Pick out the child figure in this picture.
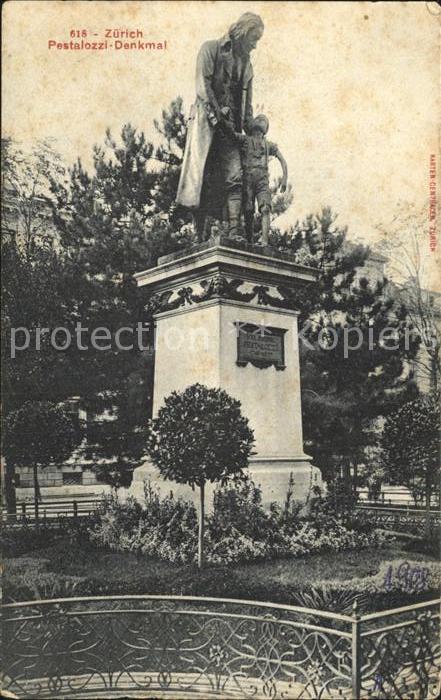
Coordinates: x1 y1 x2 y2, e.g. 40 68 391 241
221 112 288 245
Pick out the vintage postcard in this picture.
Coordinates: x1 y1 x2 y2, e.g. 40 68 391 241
1 1 440 699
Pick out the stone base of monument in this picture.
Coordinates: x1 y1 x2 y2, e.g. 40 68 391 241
132 237 323 508
248 457 322 507
127 461 215 507
127 458 321 510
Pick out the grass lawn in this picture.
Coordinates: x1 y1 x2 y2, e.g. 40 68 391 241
239 544 436 587
3 533 438 611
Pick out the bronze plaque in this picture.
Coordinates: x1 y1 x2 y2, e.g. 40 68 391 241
235 323 287 370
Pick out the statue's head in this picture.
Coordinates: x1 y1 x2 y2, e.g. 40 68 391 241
251 114 269 135
229 12 264 54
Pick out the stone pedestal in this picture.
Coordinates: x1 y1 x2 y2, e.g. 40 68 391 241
130 237 322 506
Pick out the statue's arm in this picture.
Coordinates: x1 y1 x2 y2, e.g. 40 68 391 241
195 41 221 119
219 118 247 144
243 76 254 134
272 144 288 191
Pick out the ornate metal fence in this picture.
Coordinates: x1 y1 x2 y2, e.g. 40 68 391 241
1 595 439 699
353 506 441 536
359 600 440 699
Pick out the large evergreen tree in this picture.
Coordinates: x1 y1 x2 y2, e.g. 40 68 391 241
2 104 190 498
381 393 440 534
49 111 192 487
270 208 420 486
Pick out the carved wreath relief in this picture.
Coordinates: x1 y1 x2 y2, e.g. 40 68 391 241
145 274 299 315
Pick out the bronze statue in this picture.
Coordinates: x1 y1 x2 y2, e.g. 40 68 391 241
176 12 264 241
221 113 288 245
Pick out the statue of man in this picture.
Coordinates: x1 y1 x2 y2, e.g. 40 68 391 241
176 12 264 240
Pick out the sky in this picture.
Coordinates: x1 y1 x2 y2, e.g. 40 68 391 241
2 0 440 289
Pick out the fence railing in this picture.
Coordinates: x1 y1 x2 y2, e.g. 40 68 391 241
1 595 439 699
352 505 441 537
356 490 440 508
3 496 440 537
1 498 103 528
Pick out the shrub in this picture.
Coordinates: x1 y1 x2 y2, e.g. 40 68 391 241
290 585 370 615
90 486 199 564
89 494 143 549
209 480 282 544
1 520 94 557
3 556 86 602
2 526 61 557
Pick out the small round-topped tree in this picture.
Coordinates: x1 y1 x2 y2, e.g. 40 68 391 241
146 383 254 568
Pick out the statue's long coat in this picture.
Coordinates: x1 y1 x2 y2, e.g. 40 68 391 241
176 35 254 209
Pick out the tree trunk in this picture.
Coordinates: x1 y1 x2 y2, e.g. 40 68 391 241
4 460 17 515
352 462 358 498
343 460 351 515
198 482 205 569
425 475 432 541
429 349 438 394
33 463 41 524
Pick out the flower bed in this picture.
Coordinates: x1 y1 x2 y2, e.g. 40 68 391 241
89 481 390 565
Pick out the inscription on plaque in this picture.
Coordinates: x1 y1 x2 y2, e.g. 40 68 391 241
235 323 287 370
